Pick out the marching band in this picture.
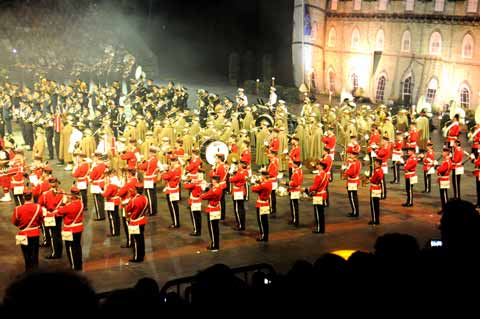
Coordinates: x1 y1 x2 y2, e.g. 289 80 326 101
5 73 480 272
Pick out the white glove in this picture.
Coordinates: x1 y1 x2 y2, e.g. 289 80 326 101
283 149 288 154
433 160 438 166
364 134 369 140
470 154 475 160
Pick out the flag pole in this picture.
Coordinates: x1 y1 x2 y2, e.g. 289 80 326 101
302 0 305 86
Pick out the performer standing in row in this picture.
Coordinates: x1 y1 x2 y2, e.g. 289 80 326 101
451 140 464 200
390 132 403 184
201 175 223 251
162 156 181 228
126 183 148 262
422 141 435 193
307 161 329 234
183 175 203 236
56 186 84 271
403 147 418 207
252 171 272 242
72 152 89 210
368 159 383 225
89 152 107 221
437 147 452 211
12 189 43 271
345 151 361 218
267 152 279 218
138 146 159 216
286 159 303 227
229 159 248 231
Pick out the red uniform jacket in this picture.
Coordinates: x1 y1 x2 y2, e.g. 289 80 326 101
186 156 202 176
229 167 248 195
407 129 418 148
321 135 336 151
437 157 452 183
368 133 381 152
183 181 203 205
251 181 272 208
32 178 50 198
474 155 480 177
267 157 279 184
423 150 435 172
370 167 384 192
12 202 43 237
321 154 333 175
452 146 463 169
200 185 223 212
126 194 148 225
72 162 90 187
345 160 361 185
117 176 138 206
229 143 238 154
308 170 329 200
103 183 121 206
473 128 480 149
240 149 251 165
161 166 182 194
446 122 460 142
120 151 138 170
39 189 64 215
10 171 25 192
209 163 227 188
288 146 301 168
138 156 159 183
404 154 417 178
269 137 280 153
288 167 304 192
57 199 84 233
89 162 107 188
346 141 360 155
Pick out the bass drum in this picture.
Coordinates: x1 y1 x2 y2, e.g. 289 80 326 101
255 113 274 128
201 138 229 165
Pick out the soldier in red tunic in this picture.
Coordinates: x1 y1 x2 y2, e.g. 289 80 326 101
286 160 303 226
345 151 361 217
138 146 159 216
183 175 204 236
161 156 182 228
12 189 43 271
56 186 84 270
229 159 249 231
72 152 89 210
422 141 435 193
89 152 107 221
368 159 384 225
306 161 329 233
200 176 223 251
251 171 272 242
125 183 148 262
437 147 453 211
403 148 418 207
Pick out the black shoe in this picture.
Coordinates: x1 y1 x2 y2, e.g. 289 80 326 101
168 224 179 229
121 244 131 248
270 214 276 219
45 255 61 259
288 220 294 225
421 190 428 193
94 218 105 221
390 181 397 184
256 237 266 242
346 213 357 217
40 242 48 247
207 247 219 252
128 259 143 263
402 203 413 207
189 232 200 236
395 181 400 184
312 230 323 234
368 221 375 225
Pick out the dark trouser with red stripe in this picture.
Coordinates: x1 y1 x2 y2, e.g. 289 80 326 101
13 193 24 207
451 171 461 200
256 208 269 241
370 196 380 224
440 188 449 210
289 198 299 226
131 225 145 261
381 175 387 199
80 189 88 210
391 163 400 183
47 216 63 258
220 189 227 220
270 190 277 217
145 186 157 216
166 194 180 227
233 199 245 230
93 193 105 220
20 236 39 272
207 215 220 249
405 178 413 205
348 190 359 216
65 232 82 270
107 206 121 236
121 207 131 247
313 204 325 233
190 208 202 235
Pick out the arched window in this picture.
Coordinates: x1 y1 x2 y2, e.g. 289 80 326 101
426 78 438 104
328 28 336 47
462 33 474 58
402 75 413 105
351 73 359 91
375 29 385 51
429 31 442 56
328 68 336 93
434 0 445 12
459 84 471 109
351 28 360 50
331 0 338 10
376 75 387 102
353 0 362 10
467 0 478 13
401 30 411 53
378 0 388 10
406 0 415 11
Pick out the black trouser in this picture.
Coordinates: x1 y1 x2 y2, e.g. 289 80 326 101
369 156 374 177
207 215 220 249
45 127 54 159
233 199 246 229
20 121 26 144
451 171 461 200
65 232 82 270
289 198 299 226
472 147 479 159
20 236 39 272
54 131 61 161
476 178 480 206
131 224 145 261
424 172 432 193
25 123 34 148
145 186 157 216
47 216 63 258
107 206 121 236
166 194 180 227
270 190 277 216
93 193 105 220
325 185 330 207
347 190 359 216
370 196 380 224
80 189 88 210
391 163 400 183
220 189 227 220
121 207 131 247
405 178 413 205
313 204 325 233
381 175 387 199
440 188 449 209
256 208 269 241
288 167 292 178
5 119 12 135
190 208 202 235
13 193 24 207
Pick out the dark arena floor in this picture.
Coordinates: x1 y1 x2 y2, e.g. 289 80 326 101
0 79 467 296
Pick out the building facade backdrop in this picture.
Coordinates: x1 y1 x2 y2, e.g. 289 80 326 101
292 0 480 110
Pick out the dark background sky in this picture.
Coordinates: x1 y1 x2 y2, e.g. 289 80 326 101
132 0 294 85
